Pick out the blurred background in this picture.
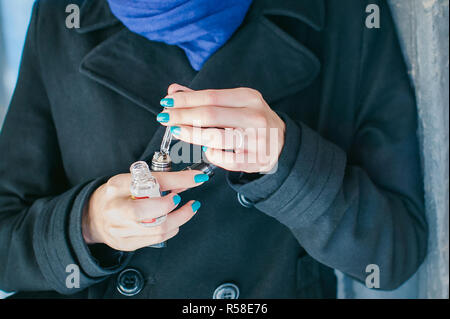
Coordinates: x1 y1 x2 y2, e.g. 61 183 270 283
0 0 448 299
0 0 34 299
0 0 34 121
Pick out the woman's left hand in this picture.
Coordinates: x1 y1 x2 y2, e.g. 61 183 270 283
157 84 286 173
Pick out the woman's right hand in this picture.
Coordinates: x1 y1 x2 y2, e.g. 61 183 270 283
81 171 207 251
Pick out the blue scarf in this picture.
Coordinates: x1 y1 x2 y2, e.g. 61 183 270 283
107 0 253 71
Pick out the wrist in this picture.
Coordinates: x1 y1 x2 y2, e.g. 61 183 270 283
82 203 95 244
82 189 102 245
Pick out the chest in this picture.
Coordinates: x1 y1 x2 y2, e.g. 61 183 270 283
42 20 357 184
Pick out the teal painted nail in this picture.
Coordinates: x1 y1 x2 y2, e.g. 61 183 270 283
191 201 201 212
160 98 174 107
157 113 170 123
194 174 209 183
173 194 181 205
202 146 208 152
171 126 181 135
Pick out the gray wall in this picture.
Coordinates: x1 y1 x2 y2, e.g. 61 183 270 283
338 0 449 299
0 0 34 123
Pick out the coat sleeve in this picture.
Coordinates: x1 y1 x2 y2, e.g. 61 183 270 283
227 1 427 290
0 2 131 294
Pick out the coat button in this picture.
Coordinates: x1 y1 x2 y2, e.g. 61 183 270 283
213 283 240 299
237 192 254 208
116 268 144 297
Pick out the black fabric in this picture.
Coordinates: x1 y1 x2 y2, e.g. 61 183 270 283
0 0 427 298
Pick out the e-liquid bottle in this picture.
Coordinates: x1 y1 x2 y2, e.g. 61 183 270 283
130 161 167 248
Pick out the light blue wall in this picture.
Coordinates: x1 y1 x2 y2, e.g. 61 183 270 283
0 0 34 121
0 0 34 299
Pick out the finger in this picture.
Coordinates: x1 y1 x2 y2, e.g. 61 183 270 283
165 87 262 108
171 126 257 153
103 173 133 197
152 200 201 234
116 228 180 251
105 169 210 199
204 148 274 173
151 170 210 192
120 200 201 237
129 192 181 222
157 106 256 128
167 83 193 95
170 188 187 194
141 227 180 246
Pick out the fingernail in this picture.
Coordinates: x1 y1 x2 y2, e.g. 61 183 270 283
160 98 174 107
191 201 201 212
157 113 170 123
202 146 208 152
171 126 181 135
194 174 209 183
173 194 181 205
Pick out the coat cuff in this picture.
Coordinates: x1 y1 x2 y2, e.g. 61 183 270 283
227 112 301 203
68 177 133 277
33 177 131 294
256 123 347 227
228 112 347 228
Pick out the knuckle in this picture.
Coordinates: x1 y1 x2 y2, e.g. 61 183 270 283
118 242 134 252
204 90 218 105
107 226 118 237
164 198 175 213
129 204 142 221
234 161 245 171
104 183 118 197
151 223 167 235
245 135 257 151
110 237 121 248
201 107 217 125
106 232 128 250
176 92 187 107
155 234 166 243
168 83 179 93
108 241 122 251
176 109 187 125
169 228 180 238
252 112 268 128
159 222 169 234
105 175 125 195
245 88 263 104
107 174 123 186
257 157 269 167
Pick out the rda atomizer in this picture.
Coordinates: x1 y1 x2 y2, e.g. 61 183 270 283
151 151 171 172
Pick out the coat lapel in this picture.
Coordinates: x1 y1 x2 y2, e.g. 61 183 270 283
78 0 324 111
189 14 321 104
190 0 325 104
77 0 119 34
80 28 197 116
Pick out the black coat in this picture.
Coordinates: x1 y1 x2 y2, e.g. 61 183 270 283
0 0 427 298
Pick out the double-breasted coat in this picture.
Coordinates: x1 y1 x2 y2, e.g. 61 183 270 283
0 0 427 298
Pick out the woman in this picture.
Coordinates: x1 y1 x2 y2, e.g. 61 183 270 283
0 0 427 298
